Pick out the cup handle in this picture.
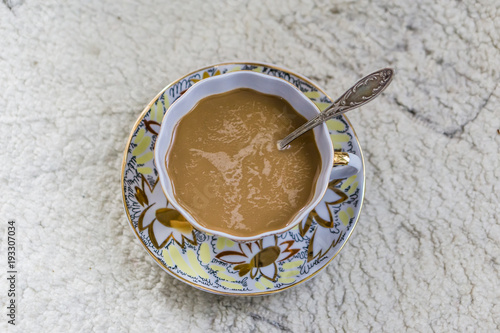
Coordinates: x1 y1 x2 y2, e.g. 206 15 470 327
330 152 362 181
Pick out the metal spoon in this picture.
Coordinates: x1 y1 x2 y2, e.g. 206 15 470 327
277 68 394 150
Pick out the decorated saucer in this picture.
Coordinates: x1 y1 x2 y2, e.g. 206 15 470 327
121 62 365 295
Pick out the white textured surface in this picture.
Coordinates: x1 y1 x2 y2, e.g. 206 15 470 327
1 0 499 332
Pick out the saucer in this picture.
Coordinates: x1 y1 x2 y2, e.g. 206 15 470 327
121 62 365 295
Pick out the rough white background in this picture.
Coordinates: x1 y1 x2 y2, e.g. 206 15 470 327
1 0 499 332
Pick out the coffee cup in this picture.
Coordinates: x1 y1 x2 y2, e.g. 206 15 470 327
154 71 361 242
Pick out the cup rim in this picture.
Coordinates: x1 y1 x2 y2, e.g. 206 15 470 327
154 70 334 242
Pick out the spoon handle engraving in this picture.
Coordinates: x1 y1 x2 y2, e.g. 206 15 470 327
278 68 394 150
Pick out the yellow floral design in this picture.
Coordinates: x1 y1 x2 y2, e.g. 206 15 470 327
131 99 168 175
143 98 167 136
210 264 244 290
215 237 235 250
131 128 153 175
327 119 350 150
162 244 208 280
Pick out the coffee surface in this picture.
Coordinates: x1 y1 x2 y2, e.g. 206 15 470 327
167 88 321 237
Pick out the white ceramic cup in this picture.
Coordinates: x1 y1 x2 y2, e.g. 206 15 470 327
154 71 361 242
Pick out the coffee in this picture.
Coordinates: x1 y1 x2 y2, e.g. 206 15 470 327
166 88 321 237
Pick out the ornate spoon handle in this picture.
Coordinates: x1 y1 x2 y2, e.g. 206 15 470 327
277 68 394 150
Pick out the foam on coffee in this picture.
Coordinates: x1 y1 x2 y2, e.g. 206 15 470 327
166 88 321 237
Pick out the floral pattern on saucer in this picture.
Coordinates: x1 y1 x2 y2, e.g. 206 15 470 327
122 63 365 295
